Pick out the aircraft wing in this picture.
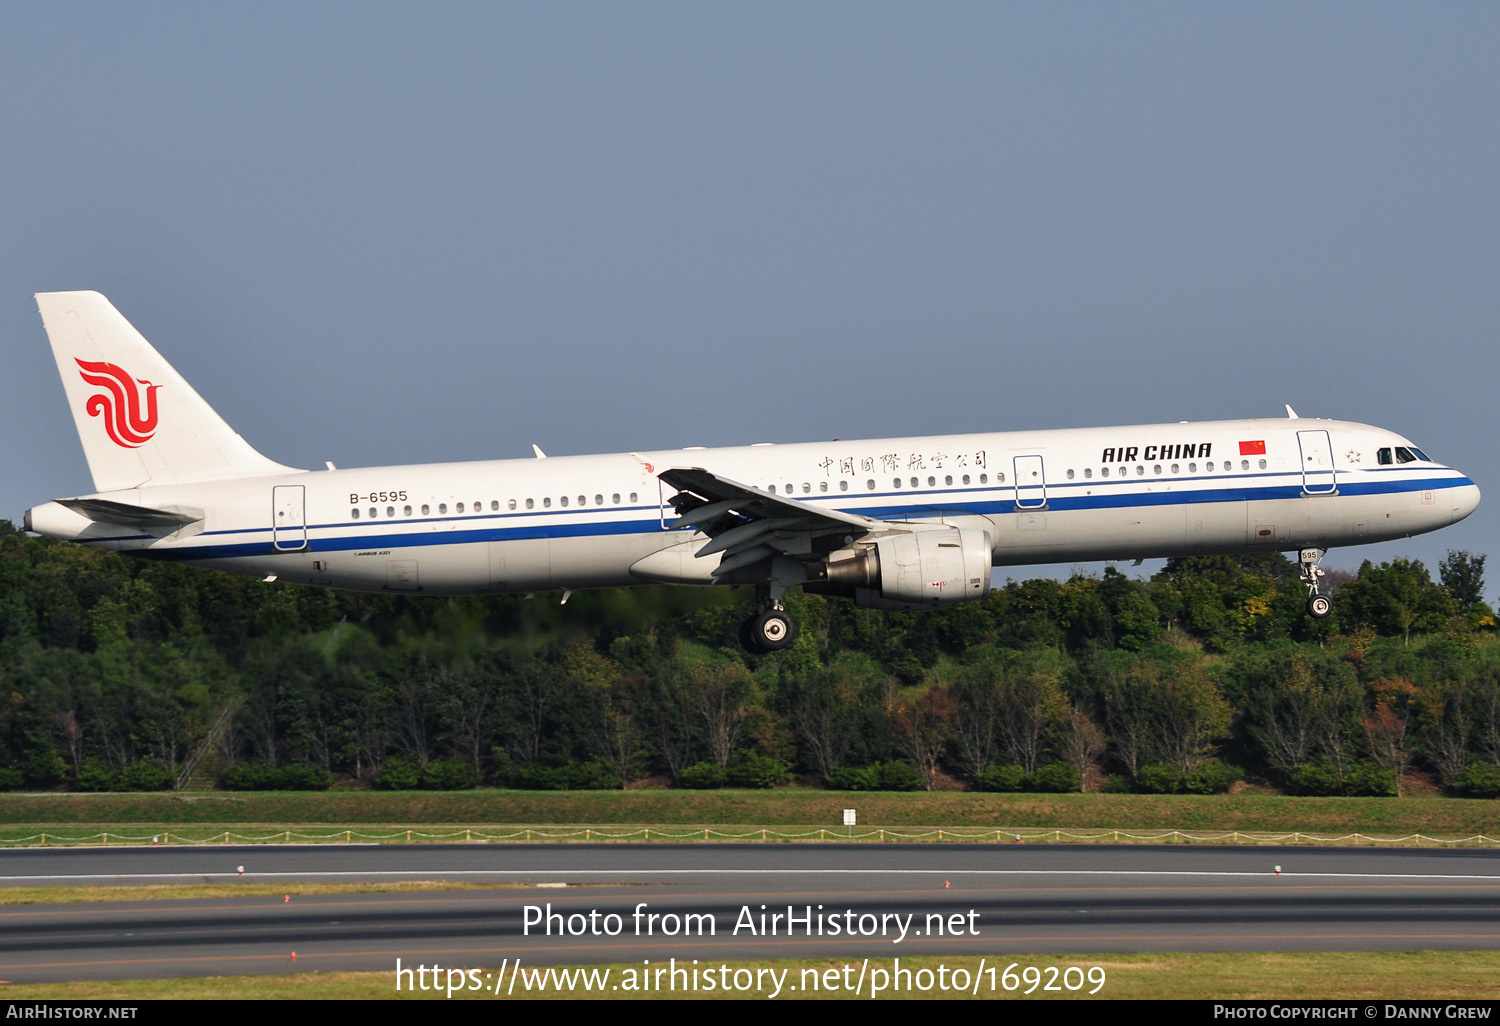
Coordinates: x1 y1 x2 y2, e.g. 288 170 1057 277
658 467 878 578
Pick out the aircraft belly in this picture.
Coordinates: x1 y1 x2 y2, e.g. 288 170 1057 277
548 533 667 590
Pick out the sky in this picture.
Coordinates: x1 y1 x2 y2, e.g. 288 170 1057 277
2 3 1496 592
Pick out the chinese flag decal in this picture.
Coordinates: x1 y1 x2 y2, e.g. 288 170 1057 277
1239 440 1266 456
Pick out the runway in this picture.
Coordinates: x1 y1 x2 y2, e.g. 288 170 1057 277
2 844 1498 983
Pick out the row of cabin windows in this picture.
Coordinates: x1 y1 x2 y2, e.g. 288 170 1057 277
351 491 641 520
767 472 994 495
1065 458 1269 481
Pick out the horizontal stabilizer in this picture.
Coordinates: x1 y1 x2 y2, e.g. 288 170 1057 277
57 497 203 528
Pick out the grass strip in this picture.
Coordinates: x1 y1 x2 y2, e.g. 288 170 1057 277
4 790 1500 837
0 881 538 905
3 951 1497 1000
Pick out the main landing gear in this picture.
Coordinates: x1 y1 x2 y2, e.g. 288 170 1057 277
1300 547 1332 619
739 583 798 653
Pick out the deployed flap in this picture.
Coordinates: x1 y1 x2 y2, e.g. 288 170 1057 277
56 497 203 528
658 467 878 576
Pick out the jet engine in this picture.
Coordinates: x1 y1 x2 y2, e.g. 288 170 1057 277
805 527 992 611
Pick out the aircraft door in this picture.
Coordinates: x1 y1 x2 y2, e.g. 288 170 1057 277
272 485 307 551
1014 455 1046 509
1297 430 1337 494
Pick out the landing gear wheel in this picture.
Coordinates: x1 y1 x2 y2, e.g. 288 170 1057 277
750 609 796 651
738 616 763 654
1299 547 1331 621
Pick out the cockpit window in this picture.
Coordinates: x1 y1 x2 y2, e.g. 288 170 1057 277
1377 447 1393 465
1395 446 1418 464
1409 447 1430 462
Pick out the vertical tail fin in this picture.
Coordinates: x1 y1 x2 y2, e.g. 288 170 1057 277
36 291 301 492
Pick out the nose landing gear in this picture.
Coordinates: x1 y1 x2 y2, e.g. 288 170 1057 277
1300 547 1332 619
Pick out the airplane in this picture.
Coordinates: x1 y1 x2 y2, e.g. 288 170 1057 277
22 291 1481 652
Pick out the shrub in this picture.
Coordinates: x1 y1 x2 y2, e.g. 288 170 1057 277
221 762 331 791
120 759 174 791
826 765 880 791
1451 762 1500 799
23 746 66 788
1026 762 1081 793
76 760 122 792
375 756 420 790
1134 763 1182 794
728 753 788 789
974 764 1027 792
1184 759 1242 795
678 762 727 789
1343 763 1397 797
273 763 331 790
0 768 23 791
420 758 475 790
878 761 923 792
509 760 616 790
1289 761 1342 796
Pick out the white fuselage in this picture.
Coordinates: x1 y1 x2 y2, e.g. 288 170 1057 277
25 417 1481 595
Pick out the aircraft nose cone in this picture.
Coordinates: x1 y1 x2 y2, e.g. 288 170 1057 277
1451 481 1481 524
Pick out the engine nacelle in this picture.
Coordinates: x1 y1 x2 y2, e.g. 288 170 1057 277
809 527 992 611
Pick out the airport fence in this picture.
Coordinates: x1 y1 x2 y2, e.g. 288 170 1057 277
1 827 1498 847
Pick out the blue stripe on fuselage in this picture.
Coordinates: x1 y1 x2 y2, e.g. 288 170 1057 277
112 472 1476 562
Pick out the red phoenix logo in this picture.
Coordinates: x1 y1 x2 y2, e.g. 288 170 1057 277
75 359 161 448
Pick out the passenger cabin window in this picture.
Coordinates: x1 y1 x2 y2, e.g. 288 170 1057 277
839 480 849 492
525 499 534 510
946 474 955 485
866 479 875 490
369 507 377 519
422 504 431 515
559 496 568 507
439 503 448 514
543 498 551 508
595 494 604 505
980 473 989 484
578 496 586 506
456 503 464 513
1101 467 1110 478
1083 469 1092 479
492 501 500 511
963 474 972 484
612 493 621 504
404 505 412 516
819 481 828 492
351 508 360 520
386 506 395 518
508 500 517 510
